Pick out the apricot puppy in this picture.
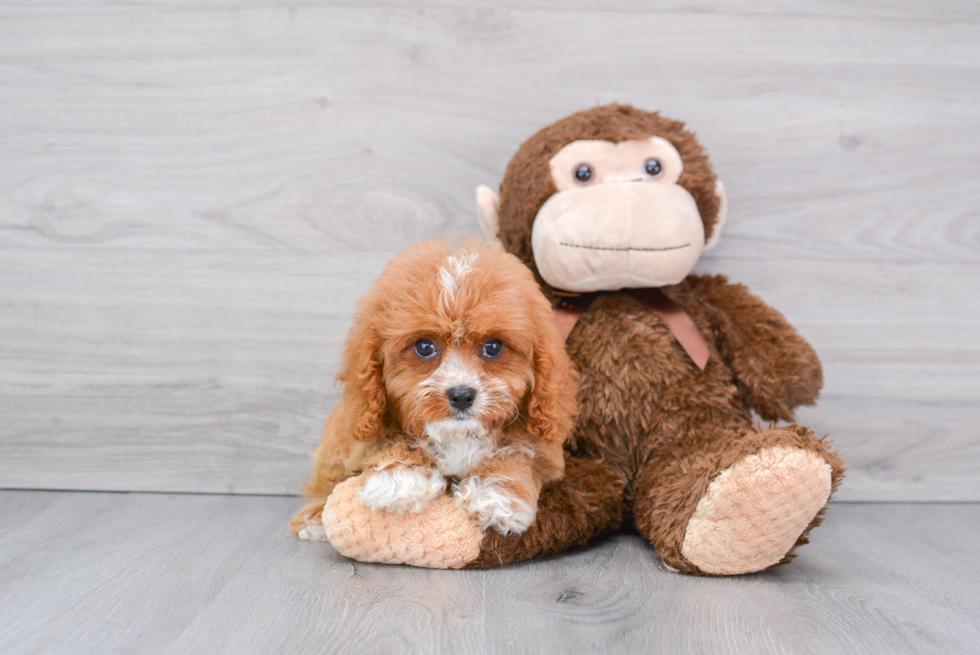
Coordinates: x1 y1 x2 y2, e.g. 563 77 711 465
290 238 577 542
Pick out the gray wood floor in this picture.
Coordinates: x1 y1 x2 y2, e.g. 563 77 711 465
1 490 978 655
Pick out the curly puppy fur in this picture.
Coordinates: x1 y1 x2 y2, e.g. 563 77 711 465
291 238 578 539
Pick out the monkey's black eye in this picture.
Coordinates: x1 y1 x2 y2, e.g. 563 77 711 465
481 339 503 359
644 158 663 178
574 164 594 184
414 339 438 360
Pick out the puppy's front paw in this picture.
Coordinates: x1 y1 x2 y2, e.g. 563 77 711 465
358 466 446 514
453 477 535 536
291 500 328 542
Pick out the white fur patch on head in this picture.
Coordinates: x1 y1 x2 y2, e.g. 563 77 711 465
453 476 536 536
438 251 479 311
358 466 447 514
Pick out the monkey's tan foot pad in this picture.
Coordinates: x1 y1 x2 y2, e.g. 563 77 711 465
680 445 833 575
322 476 485 569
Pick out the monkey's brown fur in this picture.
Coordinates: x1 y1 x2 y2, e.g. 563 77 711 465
463 105 845 574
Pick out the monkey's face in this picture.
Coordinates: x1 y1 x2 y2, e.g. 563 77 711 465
476 108 728 293
529 136 716 293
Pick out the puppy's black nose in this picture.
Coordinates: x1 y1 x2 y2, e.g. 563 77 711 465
447 386 477 411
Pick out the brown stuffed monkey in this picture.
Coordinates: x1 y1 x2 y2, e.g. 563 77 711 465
310 104 844 575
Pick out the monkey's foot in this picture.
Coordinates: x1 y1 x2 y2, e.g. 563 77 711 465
678 445 833 575
322 475 484 569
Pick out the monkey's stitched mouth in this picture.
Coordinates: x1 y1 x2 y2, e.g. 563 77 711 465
558 242 691 252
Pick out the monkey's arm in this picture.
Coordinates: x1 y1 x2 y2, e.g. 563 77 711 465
693 275 823 422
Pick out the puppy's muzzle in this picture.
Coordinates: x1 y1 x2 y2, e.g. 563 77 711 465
447 386 477 412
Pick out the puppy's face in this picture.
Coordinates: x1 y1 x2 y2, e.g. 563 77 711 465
378 251 536 439
339 239 577 449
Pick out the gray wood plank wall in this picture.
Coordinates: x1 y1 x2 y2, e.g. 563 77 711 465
1 1 977 500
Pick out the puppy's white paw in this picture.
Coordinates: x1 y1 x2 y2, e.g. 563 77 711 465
453 477 535 536
358 467 446 514
297 523 327 542
291 501 328 542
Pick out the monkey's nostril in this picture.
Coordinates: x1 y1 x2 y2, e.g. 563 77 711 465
447 386 477 411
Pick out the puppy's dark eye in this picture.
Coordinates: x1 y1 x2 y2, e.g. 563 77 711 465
574 163 594 184
481 339 503 359
414 339 438 360
644 158 663 178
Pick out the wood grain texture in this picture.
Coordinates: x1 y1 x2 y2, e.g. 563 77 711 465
0 2 978 500
0 249 376 495
0 5 977 262
11 0 980 21
1 249 977 500
1 490 978 655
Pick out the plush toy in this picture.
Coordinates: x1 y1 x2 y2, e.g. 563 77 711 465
300 104 844 575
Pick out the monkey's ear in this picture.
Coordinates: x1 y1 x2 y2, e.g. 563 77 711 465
476 185 502 246
704 180 728 251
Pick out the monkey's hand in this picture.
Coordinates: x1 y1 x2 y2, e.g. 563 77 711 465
693 275 823 421
323 474 484 569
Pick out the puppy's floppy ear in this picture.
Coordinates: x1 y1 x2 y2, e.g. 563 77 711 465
526 311 579 444
337 310 387 442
